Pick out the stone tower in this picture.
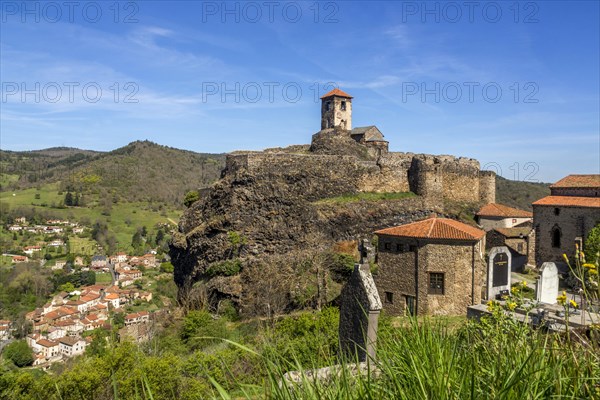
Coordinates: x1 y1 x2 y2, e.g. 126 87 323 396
478 171 496 204
321 88 353 130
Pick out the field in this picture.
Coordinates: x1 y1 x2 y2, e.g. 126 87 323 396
0 183 182 252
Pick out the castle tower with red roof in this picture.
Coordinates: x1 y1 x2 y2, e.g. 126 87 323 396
320 88 353 130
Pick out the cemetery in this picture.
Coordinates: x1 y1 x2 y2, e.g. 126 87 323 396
468 246 599 333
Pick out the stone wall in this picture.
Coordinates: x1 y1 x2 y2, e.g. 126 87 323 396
374 236 484 316
479 171 497 203
551 187 600 197
478 217 532 231
224 147 494 206
533 205 600 265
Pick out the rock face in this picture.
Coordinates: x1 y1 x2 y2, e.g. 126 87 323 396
170 130 495 315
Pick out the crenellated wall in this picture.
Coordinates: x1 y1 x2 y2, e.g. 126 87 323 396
224 150 495 204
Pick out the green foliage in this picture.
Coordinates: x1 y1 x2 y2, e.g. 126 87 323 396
180 310 230 350
265 307 340 368
183 191 200 208
315 191 416 205
58 282 75 293
2 340 33 367
205 259 242 278
326 253 355 277
160 261 174 273
585 223 600 264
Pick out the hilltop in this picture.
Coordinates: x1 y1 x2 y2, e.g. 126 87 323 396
0 141 225 205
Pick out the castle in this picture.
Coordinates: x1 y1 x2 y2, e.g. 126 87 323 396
224 88 495 204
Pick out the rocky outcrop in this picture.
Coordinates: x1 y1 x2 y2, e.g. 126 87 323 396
170 135 492 315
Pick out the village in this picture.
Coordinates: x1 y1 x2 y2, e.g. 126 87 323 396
0 215 173 368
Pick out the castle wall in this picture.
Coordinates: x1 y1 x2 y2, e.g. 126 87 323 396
479 171 497 203
224 151 495 204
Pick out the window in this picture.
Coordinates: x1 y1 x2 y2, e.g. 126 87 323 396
512 219 517 223
552 227 561 248
396 243 404 252
385 291 393 304
384 242 391 251
405 295 416 316
429 273 444 295
517 243 524 252
326 101 331 111
409 245 418 252
554 208 560 216
341 101 346 111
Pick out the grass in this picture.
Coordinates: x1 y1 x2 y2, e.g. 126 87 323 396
95 272 113 284
0 183 181 252
68 236 97 256
314 192 416 205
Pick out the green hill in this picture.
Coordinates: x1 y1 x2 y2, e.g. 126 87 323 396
0 140 225 205
495 175 551 211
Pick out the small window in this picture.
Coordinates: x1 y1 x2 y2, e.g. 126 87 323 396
325 101 331 111
409 245 417 252
512 219 517 224
429 273 444 295
384 242 391 251
396 243 403 252
554 208 560 216
552 227 561 248
517 243 524 252
385 291 393 304
341 101 346 111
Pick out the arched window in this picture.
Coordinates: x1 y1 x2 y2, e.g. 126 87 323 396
552 226 561 248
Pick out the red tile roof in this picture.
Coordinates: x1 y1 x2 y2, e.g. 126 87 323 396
476 203 532 218
37 339 58 348
375 217 485 241
550 174 600 188
320 88 353 99
532 196 600 208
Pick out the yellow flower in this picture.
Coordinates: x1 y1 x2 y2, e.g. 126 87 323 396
589 268 598 275
507 302 517 311
575 243 579 250
511 287 518 295
562 254 569 263
570 299 578 308
583 263 596 269
521 281 527 287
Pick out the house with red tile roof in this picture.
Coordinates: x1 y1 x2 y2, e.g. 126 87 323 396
374 217 486 316
533 174 600 267
476 203 533 231
58 336 86 357
125 311 150 326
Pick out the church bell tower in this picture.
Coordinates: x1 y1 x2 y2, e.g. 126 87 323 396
320 88 353 130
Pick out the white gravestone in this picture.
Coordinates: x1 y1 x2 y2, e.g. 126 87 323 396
487 246 512 300
536 262 559 305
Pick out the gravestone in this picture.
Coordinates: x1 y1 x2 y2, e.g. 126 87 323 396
339 262 382 361
487 246 512 300
536 262 559 304
358 238 375 264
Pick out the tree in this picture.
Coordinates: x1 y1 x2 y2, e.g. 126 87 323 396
131 230 143 249
64 192 73 206
183 191 200 208
3 340 34 367
585 224 600 264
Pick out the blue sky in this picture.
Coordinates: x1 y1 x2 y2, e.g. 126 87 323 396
1 1 598 182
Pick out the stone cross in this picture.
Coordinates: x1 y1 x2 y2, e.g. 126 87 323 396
536 262 559 304
487 246 512 300
358 238 375 265
338 262 382 361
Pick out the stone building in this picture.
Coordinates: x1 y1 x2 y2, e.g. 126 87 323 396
533 175 600 266
486 227 534 272
374 217 486 316
475 203 533 231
